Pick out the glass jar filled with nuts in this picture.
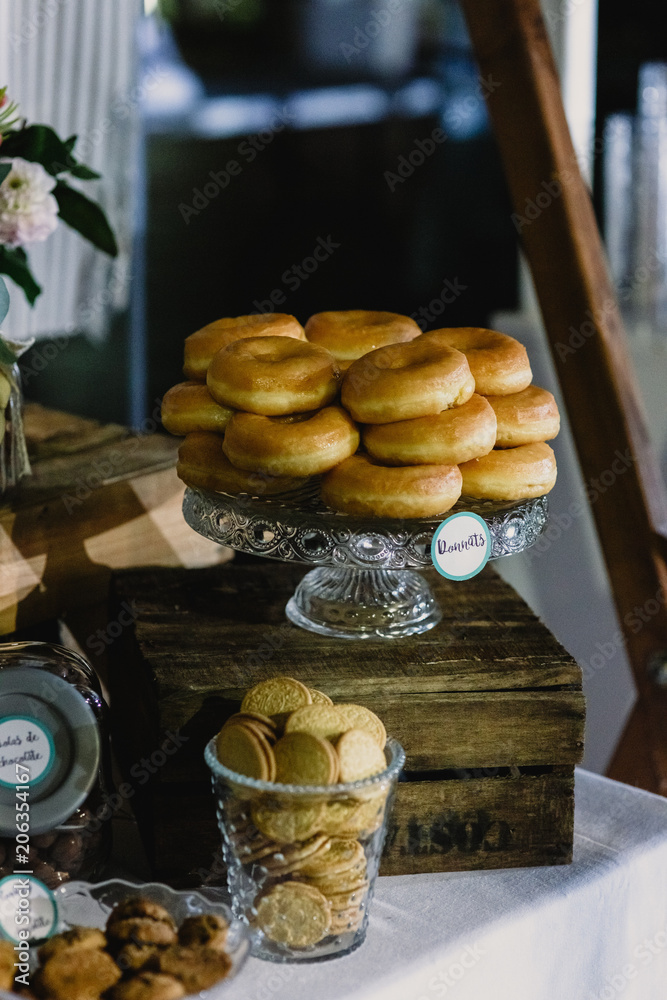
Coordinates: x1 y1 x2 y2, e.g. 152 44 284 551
0 641 114 887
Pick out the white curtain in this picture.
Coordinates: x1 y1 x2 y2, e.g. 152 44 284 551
0 0 141 342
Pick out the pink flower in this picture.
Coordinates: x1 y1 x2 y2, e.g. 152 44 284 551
0 157 59 246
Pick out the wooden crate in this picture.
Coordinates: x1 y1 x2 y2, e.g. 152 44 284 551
108 557 585 885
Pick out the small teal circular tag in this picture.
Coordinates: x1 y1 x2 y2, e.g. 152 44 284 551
0 875 58 943
0 716 55 788
431 511 491 580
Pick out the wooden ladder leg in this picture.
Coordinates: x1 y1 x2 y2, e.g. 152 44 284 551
460 0 667 793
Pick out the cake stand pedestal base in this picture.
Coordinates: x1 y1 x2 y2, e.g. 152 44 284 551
285 566 442 639
182 485 548 639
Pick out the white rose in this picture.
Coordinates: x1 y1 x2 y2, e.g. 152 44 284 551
0 156 59 247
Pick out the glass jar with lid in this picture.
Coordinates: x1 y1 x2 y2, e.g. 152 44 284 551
0 641 113 887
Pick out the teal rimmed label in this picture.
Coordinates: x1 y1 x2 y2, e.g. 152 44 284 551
431 511 491 580
0 717 55 788
0 875 58 943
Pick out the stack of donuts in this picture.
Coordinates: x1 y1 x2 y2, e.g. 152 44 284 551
162 310 560 519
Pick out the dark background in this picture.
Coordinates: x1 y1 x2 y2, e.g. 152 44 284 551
19 0 667 426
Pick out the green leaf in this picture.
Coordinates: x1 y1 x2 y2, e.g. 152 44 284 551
0 163 11 186
54 180 118 257
0 275 9 325
1 124 76 176
0 246 42 305
1 126 101 182
0 340 18 365
68 163 102 180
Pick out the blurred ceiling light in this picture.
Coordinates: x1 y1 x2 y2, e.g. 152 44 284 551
193 95 280 138
393 78 443 118
286 86 390 130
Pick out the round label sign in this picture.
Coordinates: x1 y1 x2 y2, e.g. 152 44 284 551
0 875 58 943
431 511 491 580
0 717 55 788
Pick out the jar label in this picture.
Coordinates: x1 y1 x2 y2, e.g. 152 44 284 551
0 875 58 944
0 717 55 788
430 512 491 580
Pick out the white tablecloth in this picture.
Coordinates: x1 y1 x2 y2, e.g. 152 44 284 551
2 770 664 999
233 769 667 1000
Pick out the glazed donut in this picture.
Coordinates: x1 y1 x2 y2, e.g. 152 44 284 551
161 381 233 436
177 431 304 495
485 385 560 447
321 454 463 518
183 313 305 380
222 406 359 478
423 328 532 395
363 394 497 466
341 335 474 423
305 310 421 364
459 442 557 500
207 336 341 415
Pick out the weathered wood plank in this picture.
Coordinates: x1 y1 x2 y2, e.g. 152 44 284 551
1 420 177 509
383 769 574 874
146 770 575 886
111 561 583 694
151 687 584 781
18 403 128 459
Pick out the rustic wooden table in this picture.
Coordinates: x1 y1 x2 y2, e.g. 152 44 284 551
0 404 230 636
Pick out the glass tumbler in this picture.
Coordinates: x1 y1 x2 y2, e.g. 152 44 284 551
204 736 405 962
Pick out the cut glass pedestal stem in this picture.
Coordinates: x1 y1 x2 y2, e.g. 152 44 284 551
286 566 442 639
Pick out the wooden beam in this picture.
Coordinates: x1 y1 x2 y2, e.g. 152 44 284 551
460 0 667 789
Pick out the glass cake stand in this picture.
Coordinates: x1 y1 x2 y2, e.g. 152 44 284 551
182 481 548 640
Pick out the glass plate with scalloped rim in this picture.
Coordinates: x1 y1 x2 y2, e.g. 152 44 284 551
0 878 250 999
